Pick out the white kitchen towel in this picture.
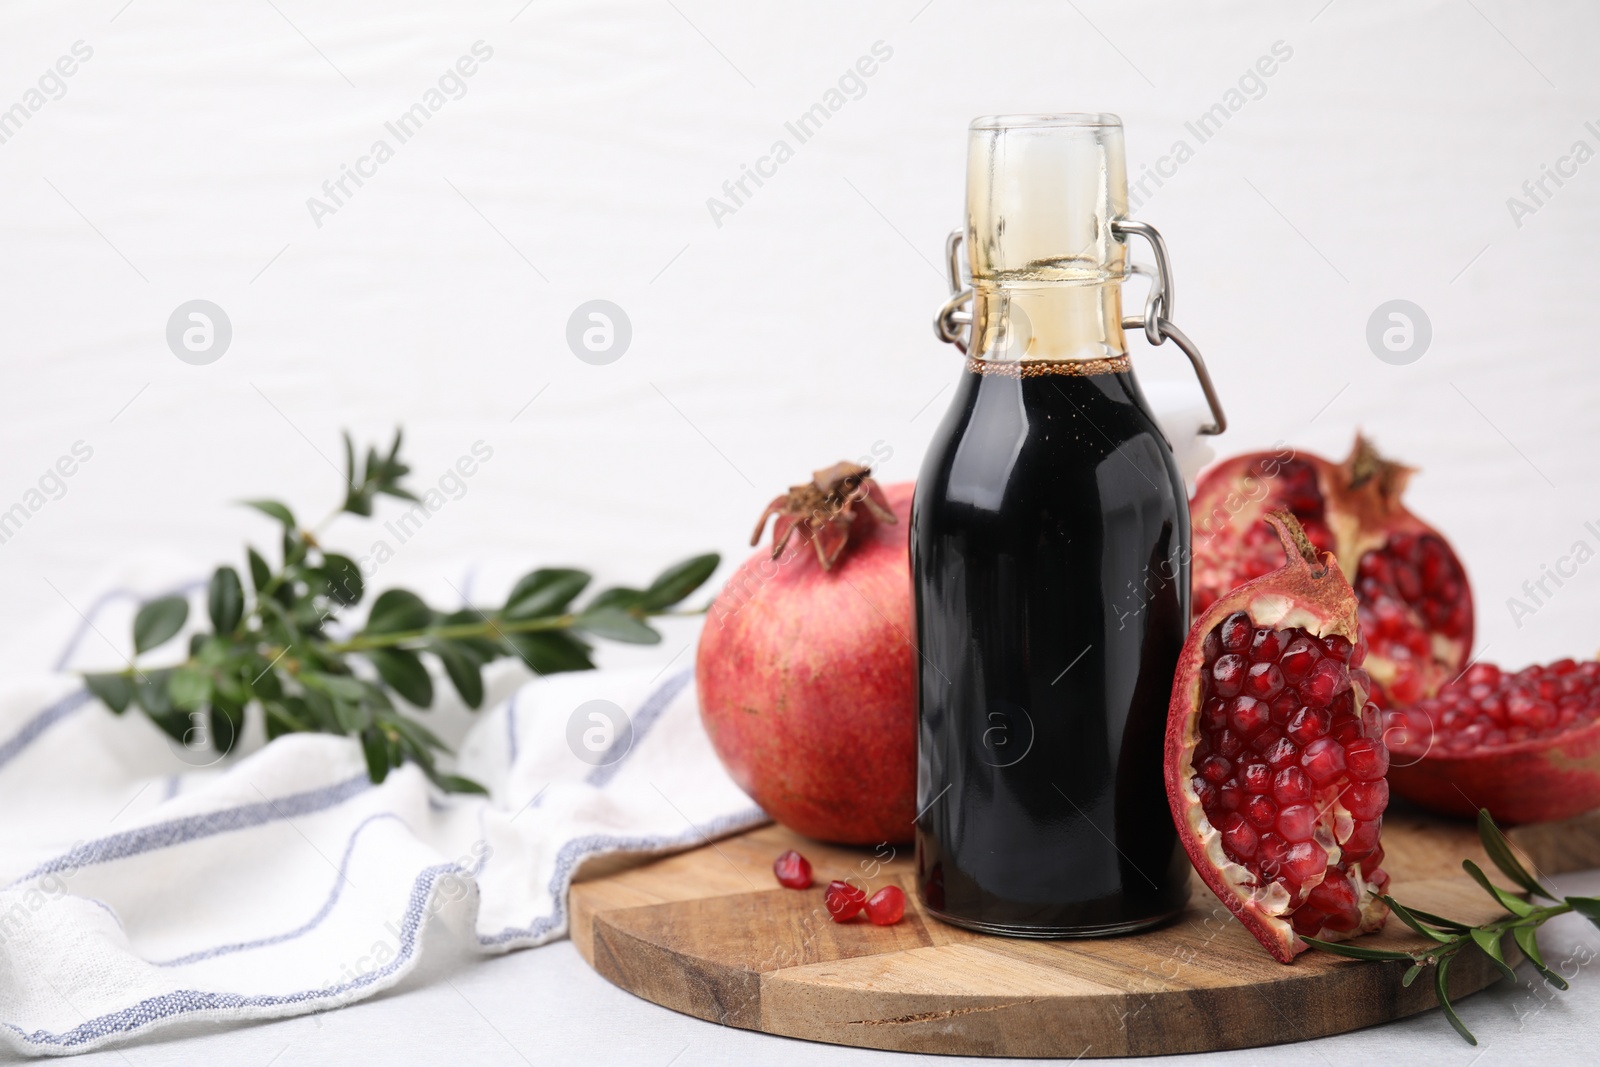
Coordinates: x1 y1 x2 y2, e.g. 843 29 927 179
0 658 765 1056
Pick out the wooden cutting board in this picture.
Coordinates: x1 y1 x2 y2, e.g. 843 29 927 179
569 807 1600 1058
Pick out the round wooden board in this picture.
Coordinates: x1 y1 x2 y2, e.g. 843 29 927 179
570 808 1600 1058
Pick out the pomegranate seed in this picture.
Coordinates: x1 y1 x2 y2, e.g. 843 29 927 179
1192 776 1219 810
1201 698 1229 732
1243 662 1285 700
1218 784 1245 812
1322 634 1354 663
1228 696 1271 737
1273 766 1312 804
1344 738 1389 781
1306 869 1357 914
1281 841 1328 886
1258 832 1289 871
1291 906 1331 936
1342 779 1388 820
1263 736 1301 770
1202 628 1222 664
1343 818 1381 858
824 880 867 922
1279 638 1322 684
865 885 906 925
1331 719 1363 744
1245 794 1277 830
1241 761 1273 794
1276 803 1317 842
1212 655 1247 698
1301 658 1347 707
1250 726 1285 755
1221 813 1260 860
1301 737 1347 784
1220 612 1254 653
1269 690 1299 724
1286 706 1330 745
1199 756 1231 784
1215 729 1245 759
1251 628 1290 662
772 849 813 889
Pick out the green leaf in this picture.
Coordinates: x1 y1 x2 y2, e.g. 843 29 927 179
1402 962 1425 988
1477 809 1553 900
1462 859 1534 917
1566 895 1600 932
432 641 484 709
242 499 296 528
134 596 189 654
1469 928 1519 984
364 589 432 635
361 729 391 784
575 608 661 645
1299 936 1415 961
247 547 272 592
1435 958 1476 1045
642 553 720 610
368 648 434 707
1382 903 1470 934
168 666 212 712
504 569 590 620
505 631 595 675
586 587 647 612
321 553 364 606
431 773 488 795
208 702 242 758
1378 896 1453 943
282 528 307 568
84 672 133 713
131 668 174 715
387 714 447 754
333 698 370 733
1514 925 1570 990
207 566 244 634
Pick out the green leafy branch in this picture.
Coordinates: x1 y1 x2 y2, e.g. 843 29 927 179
81 429 719 794
1306 810 1600 1045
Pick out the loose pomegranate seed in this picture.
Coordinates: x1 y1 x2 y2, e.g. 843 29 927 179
824 879 867 922
772 849 813 889
865 885 906 925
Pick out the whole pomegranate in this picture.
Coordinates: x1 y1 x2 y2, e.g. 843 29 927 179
1167 511 1390 963
696 463 915 845
1191 435 1473 711
1387 658 1600 824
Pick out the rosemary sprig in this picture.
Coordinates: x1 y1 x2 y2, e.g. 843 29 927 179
80 429 720 794
1306 809 1600 1044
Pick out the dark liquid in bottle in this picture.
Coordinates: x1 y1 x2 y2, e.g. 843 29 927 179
912 359 1192 936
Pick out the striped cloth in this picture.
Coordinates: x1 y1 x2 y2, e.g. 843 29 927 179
0 593 763 1057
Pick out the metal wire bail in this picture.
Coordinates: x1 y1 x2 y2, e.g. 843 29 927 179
930 219 1227 436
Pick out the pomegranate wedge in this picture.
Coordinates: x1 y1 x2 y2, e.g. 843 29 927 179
1167 511 1390 962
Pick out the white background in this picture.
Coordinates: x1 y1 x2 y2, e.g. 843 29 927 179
2 0 1598 1063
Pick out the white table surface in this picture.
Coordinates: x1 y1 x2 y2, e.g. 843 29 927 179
4 0 1599 1061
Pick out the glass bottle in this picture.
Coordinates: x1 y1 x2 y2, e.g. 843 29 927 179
913 114 1224 937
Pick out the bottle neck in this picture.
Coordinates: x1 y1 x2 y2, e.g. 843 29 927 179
969 279 1127 363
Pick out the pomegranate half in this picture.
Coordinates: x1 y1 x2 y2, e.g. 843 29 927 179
1167 511 1390 963
696 464 916 845
1387 659 1600 824
1191 435 1474 710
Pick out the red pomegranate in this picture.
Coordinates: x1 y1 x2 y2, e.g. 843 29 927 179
696 463 915 845
1387 658 1600 824
1191 435 1474 711
1167 511 1390 963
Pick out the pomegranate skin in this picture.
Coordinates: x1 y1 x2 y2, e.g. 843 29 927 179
1388 723 1600 825
696 482 915 845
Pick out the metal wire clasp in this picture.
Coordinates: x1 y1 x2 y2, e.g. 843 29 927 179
931 220 1227 436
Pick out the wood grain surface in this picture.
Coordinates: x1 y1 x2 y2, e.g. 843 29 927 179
570 807 1600 1058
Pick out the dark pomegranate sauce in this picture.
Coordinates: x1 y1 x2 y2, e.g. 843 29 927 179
912 358 1192 935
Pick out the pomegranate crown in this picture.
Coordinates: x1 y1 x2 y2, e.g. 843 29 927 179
1343 433 1415 508
750 461 896 571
